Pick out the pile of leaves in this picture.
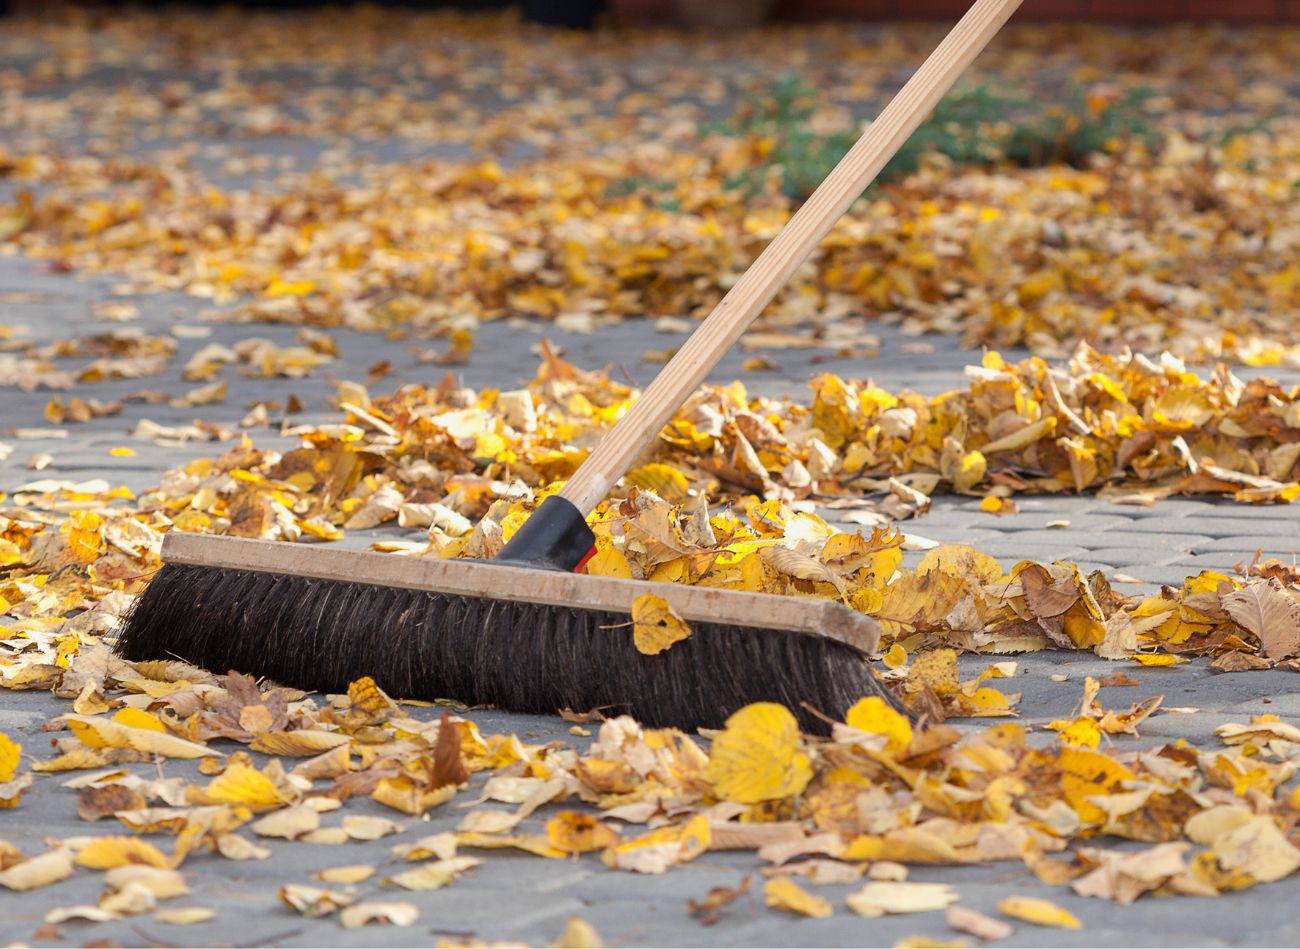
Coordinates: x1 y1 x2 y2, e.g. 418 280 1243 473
5 346 1300 680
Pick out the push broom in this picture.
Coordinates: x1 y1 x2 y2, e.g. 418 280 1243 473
117 0 1023 731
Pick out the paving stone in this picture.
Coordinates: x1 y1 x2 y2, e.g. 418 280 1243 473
997 529 1209 551
1078 547 1191 567
1142 515 1300 538
975 512 1138 532
1202 535 1300 554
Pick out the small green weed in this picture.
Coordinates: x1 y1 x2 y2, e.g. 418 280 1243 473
686 76 1163 201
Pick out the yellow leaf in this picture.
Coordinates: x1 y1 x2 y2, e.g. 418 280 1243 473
155 907 217 925
64 510 102 563
250 805 320 840
882 643 907 669
0 733 19 783
76 837 172 870
980 416 1057 454
248 730 351 757
631 594 692 656
627 463 691 503
764 877 833 918
266 278 316 297
371 777 456 816
704 703 812 804
996 896 1081 929
456 831 566 859
315 865 376 885
844 697 912 754
979 495 1018 516
601 814 710 874
907 648 960 695
64 715 213 760
383 856 481 891
918 546 1002 584
552 917 603 949
339 901 419 928
1052 717 1101 748
0 850 75 891
846 881 960 917
953 450 987 492
584 545 631 579
1130 653 1186 666
203 763 294 811
111 707 167 733
546 811 621 854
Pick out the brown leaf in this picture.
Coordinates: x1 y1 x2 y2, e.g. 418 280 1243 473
688 876 751 925
1221 579 1300 659
1209 652 1274 673
76 785 146 822
432 712 470 789
1018 563 1080 618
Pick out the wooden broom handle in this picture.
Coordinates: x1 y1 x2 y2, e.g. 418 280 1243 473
559 0 1023 515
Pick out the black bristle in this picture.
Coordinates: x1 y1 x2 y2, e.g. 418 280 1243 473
116 564 903 734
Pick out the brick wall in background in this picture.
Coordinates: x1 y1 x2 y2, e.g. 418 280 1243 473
612 0 1300 22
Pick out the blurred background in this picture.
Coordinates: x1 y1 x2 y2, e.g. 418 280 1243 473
2 0 1298 26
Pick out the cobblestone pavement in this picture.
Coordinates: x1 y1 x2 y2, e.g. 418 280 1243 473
5 16 1300 946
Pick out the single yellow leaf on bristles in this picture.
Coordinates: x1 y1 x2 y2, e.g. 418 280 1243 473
764 877 832 918
630 593 691 656
0 733 20 783
75 837 172 870
704 703 812 804
996 895 1082 929
844 697 913 754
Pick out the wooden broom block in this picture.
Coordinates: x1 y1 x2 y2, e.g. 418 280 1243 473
161 531 882 652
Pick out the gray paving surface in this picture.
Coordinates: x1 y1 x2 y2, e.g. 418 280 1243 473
4 14 1300 947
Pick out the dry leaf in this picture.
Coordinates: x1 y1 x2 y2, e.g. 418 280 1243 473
704 703 812 804
1221 579 1300 659
846 881 960 917
946 906 1013 941
339 901 419 928
383 856 482 891
996 895 1081 929
630 593 692 655
155 906 217 925
764 876 833 918
0 850 75 891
